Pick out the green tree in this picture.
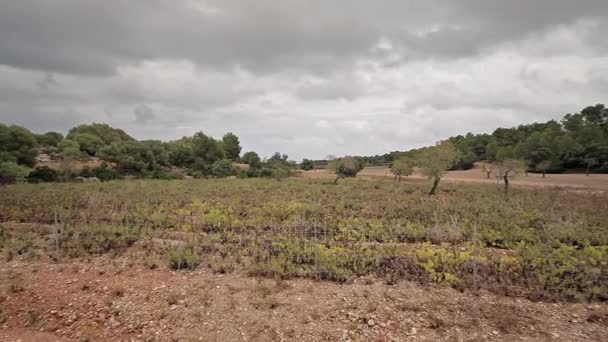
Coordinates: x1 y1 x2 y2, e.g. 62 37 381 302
67 123 133 144
211 159 236 177
36 132 63 147
191 132 224 175
167 138 195 167
221 133 241 161
496 159 526 194
416 141 458 196
141 140 170 168
27 166 59 183
97 141 154 173
328 156 363 184
390 157 413 182
58 139 83 159
242 151 262 169
300 159 314 171
0 161 30 185
72 133 104 156
0 124 38 167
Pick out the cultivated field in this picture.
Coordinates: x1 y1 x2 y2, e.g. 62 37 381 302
1 178 608 341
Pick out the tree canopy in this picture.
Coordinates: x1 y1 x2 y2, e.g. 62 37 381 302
222 132 241 161
328 156 364 184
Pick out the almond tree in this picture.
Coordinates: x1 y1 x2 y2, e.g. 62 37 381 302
496 159 526 194
328 156 363 184
416 141 458 196
390 157 413 182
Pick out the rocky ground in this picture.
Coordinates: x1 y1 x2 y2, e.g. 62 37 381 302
1 257 607 341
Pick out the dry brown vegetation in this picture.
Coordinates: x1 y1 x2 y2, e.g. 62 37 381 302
300 163 608 191
1 177 607 340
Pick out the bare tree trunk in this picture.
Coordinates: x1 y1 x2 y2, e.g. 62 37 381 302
503 173 510 194
542 170 546 178
398 174 402 182
586 166 590 176
333 175 340 184
429 177 440 197
486 171 491 179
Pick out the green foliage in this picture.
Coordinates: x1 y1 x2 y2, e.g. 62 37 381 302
67 123 134 145
27 166 58 183
80 163 122 181
328 156 363 181
58 139 83 159
390 157 413 178
192 132 225 175
309 103 608 173
167 245 201 270
300 159 314 170
71 133 104 156
97 141 155 173
242 151 262 169
166 137 195 167
36 132 63 147
63 224 139 257
0 124 38 167
211 159 236 177
416 141 459 179
0 162 30 185
141 140 170 167
221 132 241 161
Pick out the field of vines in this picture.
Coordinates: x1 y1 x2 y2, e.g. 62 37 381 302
1 178 607 302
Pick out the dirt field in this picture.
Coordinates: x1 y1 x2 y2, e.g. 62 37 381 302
300 165 608 191
1 178 607 341
2 257 607 342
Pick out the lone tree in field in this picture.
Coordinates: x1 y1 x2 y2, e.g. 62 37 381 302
496 159 526 194
536 160 552 178
390 157 413 182
481 164 493 179
328 156 363 184
416 141 458 196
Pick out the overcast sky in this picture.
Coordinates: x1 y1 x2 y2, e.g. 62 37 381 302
1 1 607 160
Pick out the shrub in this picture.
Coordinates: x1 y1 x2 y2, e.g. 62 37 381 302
90 164 122 181
167 245 201 270
211 159 236 177
27 166 58 183
0 162 30 185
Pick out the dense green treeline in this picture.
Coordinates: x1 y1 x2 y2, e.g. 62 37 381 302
1 103 607 184
358 104 608 173
0 122 293 184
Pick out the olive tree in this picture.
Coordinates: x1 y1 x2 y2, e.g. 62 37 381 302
496 159 526 194
390 157 413 182
416 141 458 196
536 160 552 178
328 156 363 184
481 164 493 179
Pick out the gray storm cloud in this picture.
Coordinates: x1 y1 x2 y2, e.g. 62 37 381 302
1 0 608 159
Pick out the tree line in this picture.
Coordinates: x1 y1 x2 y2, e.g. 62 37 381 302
0 123 294 184
334 104 608 174
1 103 606 185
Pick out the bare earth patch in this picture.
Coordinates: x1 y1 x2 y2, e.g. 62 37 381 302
299 165 608 191
1 258 607 341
